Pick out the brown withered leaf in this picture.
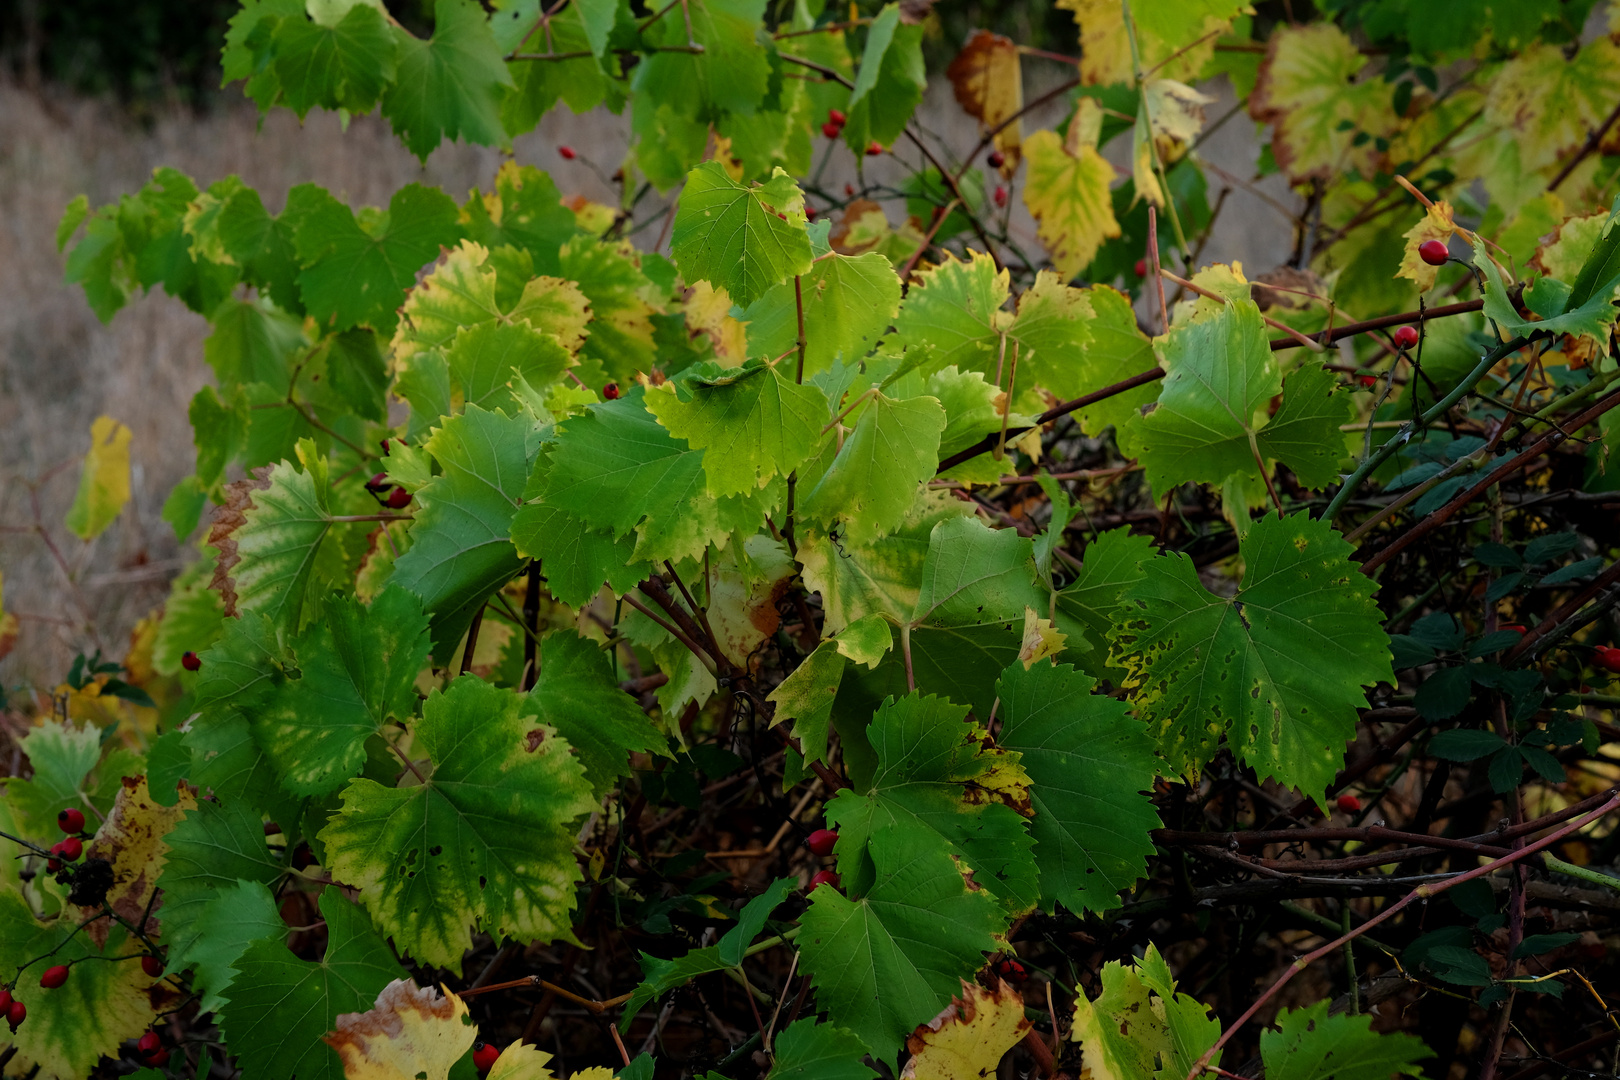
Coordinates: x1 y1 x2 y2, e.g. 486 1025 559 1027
946 31 1024 177
1250 266 1330 312
325 979 475 1080
901 979 1032 1080
78 776 196 946
898 0 936 24
207 466 273 617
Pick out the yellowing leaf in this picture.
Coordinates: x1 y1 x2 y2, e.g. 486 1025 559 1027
1534 210 1609 282
685 280 749 362
79 776 196 947
1137 79 1215 204
1486 39 1620 171
900 980 1032 1080
1055 0 1248 87
0 571 17 662
325 980 475 1080
485 1041 560 1080
1397 200 1459 292
1017 607 1065 669
64 415 132 541
1249 22 1394 183
1022 127 1120 281
946 31 1024 175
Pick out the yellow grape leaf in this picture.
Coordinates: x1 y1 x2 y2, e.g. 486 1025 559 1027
1397 200 1458 292
946 31 1024 175
0 571 17 662
1169 262 1248 326
1132 80 1213 207
1023 127 1121 281
1018 607 1065 669
1055 0 1249 87
325 980 476 1080
64 415 132 541
79 776 196 947
1486 39 1620 171
685 280 749 362
485 1042 559 1080
1534 209 1610 281
563 194 618 238
900 979 1032 1080
1250 22 1394 183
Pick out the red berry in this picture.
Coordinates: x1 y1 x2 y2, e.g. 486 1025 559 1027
995 957 1028 982
558 145 576 160
808 869 840 891
39 966 69 990
1134 258 1148 278
806 828 839 856
7 1000 25 1030
0 990 11 1013
473 1042 501 1073
46 857 61 872
181 651 201 672
827 108 846 126
844 183 855 197
1501 623 1526 634
1336 793 1361 813
822 121 841 138
993 185 1007 208
865 141 882 157
1392 325 1420 350
1358 374 1378 388
59 837 83 862
58 808 86 834
601 382 622 400
137 1031 162 1055
805 206 818 220
365 471 393 493
141 955 164 979
1418 239 1450 266
987 149 1005 169
1593 646 1620 673
143 1049 170 1068
385 486 413 510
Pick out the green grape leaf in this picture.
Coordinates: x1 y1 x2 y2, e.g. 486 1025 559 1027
178 879 286 1013
152 556 225 677
7 719 133 839
886 250 1009 377
509 493 651 609
501 0 615 132
671 163 814 307
561 237 660 380
798 829 1004 1064
542 387 770 564
1006 271 1094 394
204 296 307 391
382 0 515 160
1055 527 1156 669
795 390 946 546
389 405 538 660
460 163 578 275
447 320 576 413
1477 235 1620 344
742 253 902 378
840 3 926 152
273 3 397 118
910 514 1046 630
285 181 461 335
190 385 250 488
1136 300 1346 495
1109 512 1392 799
633 0 771 119
526 630 665 795
768 1019 877 1080
156 799 289 994
1070 944 1221 1080
646 360 827 497
319 676 596 971
206 181 305 312
1261 1001 1433 1080
995 660 1161 914
826 693 1037 914
768 615 891 766
63 209 132 322
251 587 432 797
0 889 157 1080
223 0 304 105
209 448 333 637
1055 285 1159 440
220 891 409 1080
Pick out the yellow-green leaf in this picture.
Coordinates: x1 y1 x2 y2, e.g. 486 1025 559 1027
1022 127 1121 281
325 980 475 1080
64 415 132 540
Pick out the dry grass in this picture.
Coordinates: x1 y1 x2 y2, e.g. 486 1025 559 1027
0 72 1292 689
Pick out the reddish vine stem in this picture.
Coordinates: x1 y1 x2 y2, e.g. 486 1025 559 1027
1267 297 1486 351
1181 791 1620 1080
1360 385 1620 571
1504 558 1620 664
935 367 1166 473
623 592 717 677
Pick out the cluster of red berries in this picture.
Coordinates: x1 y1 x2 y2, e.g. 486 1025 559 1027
364 471 413 510
135 1030 169 1068
1594 645 1620 673
820 108 846 140
805 828 839 891
992 955 1027 983
1 989 24 1032
46 808 87 872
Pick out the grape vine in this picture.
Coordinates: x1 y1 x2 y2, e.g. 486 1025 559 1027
4 0 1620 1078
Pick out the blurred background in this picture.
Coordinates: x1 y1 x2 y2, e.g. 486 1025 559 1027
0 0 1295 691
